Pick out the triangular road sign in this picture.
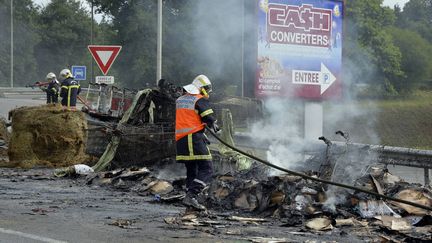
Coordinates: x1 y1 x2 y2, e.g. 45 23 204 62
88 45 122 75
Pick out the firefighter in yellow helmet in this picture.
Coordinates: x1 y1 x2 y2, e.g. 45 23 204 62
59 69 81 111
45 72 60 104
175 74 220 211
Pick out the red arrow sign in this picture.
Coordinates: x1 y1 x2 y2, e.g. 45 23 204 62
88 45 122 75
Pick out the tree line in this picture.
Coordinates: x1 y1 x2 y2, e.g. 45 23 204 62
0 0 431 98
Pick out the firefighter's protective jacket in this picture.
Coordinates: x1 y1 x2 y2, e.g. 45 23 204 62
60 77 81 107
175 94 215 161
46 81 60 104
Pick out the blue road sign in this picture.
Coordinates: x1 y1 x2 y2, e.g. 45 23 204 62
72 66 87 81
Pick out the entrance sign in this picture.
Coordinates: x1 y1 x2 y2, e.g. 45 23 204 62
95 76 115 84
292 63 336 95
255 0 343 99
71 66 86 80
88 45 122 75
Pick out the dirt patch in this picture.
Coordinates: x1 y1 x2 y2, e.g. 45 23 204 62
5 105 90 168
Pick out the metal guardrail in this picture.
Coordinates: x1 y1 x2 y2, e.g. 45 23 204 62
0 87 42 96
0 87 90 98
333 141 432 185
232 132 432 185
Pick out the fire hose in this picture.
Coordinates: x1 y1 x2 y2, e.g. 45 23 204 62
205 126 432 212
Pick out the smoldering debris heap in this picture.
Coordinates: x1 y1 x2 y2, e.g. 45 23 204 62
87 166 182 200
203 166 432 241
81 162 431 241
6 105 90 168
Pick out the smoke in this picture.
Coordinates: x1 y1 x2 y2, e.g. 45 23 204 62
189 0 251 93
249 98 307 175
154 161 186 181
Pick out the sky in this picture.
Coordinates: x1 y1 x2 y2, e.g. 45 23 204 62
383 0 410 8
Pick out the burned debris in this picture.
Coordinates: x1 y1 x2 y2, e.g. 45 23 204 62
76 152 431 241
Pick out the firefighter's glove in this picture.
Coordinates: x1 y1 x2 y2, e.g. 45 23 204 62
212 121 220 133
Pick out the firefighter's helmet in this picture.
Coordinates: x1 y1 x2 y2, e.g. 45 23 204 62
46 72 56 81
183 75 212 98
59 69 72 80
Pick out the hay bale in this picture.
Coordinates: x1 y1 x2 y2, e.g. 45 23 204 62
0 117 8 142
0 118 9 162
7 105 89 168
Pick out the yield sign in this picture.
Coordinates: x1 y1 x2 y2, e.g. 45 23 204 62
88 45 122 75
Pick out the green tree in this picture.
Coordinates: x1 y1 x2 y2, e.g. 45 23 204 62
403 0 432 24
35 0 97 83
389 27 432 91
0 0 40 86
345 0 404 95
397 0 432 42
90 0 245 91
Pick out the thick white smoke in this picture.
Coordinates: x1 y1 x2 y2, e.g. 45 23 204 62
250 98 307 175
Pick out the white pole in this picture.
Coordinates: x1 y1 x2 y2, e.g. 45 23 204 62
241 0 244 97
304 102 323 141
10 0 13 88
91 0 94 83
156 0 162 83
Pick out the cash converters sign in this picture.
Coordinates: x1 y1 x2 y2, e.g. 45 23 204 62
256 0 343 100
267 4 332 47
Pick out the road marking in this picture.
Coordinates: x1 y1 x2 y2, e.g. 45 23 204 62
0 227 68 243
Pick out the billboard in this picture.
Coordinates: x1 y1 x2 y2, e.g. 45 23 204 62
255 0 343 99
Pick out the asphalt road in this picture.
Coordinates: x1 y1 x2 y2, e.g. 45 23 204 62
0 97 45 119
0 169 207 243
0 168 369 243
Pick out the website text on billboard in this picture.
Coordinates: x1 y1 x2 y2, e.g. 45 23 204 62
256 0 343 99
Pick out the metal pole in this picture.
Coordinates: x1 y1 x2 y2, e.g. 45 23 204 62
10 0 13 88
91 1 94 83
156 0 162 83
241 0 244 97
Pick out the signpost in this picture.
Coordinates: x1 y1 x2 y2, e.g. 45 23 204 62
71 66 87 81
88 45 122 113
255 0 344 139
88 45 122 76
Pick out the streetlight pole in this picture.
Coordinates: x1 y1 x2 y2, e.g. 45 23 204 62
10 0 13 88
241 0 244 97
156 0 162 83
91 0 94 83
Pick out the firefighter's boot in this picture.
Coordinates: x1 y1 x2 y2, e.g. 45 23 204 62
182 193 206 211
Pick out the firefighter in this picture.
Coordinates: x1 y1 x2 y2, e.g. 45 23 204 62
59 69 81 111
45 72 60 104
175 74 220 211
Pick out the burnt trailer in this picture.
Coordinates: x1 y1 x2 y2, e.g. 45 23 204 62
86 82 263 171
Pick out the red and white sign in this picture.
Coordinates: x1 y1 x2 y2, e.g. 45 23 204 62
267 4 332 48
88 45 122 75
292 63 336 95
